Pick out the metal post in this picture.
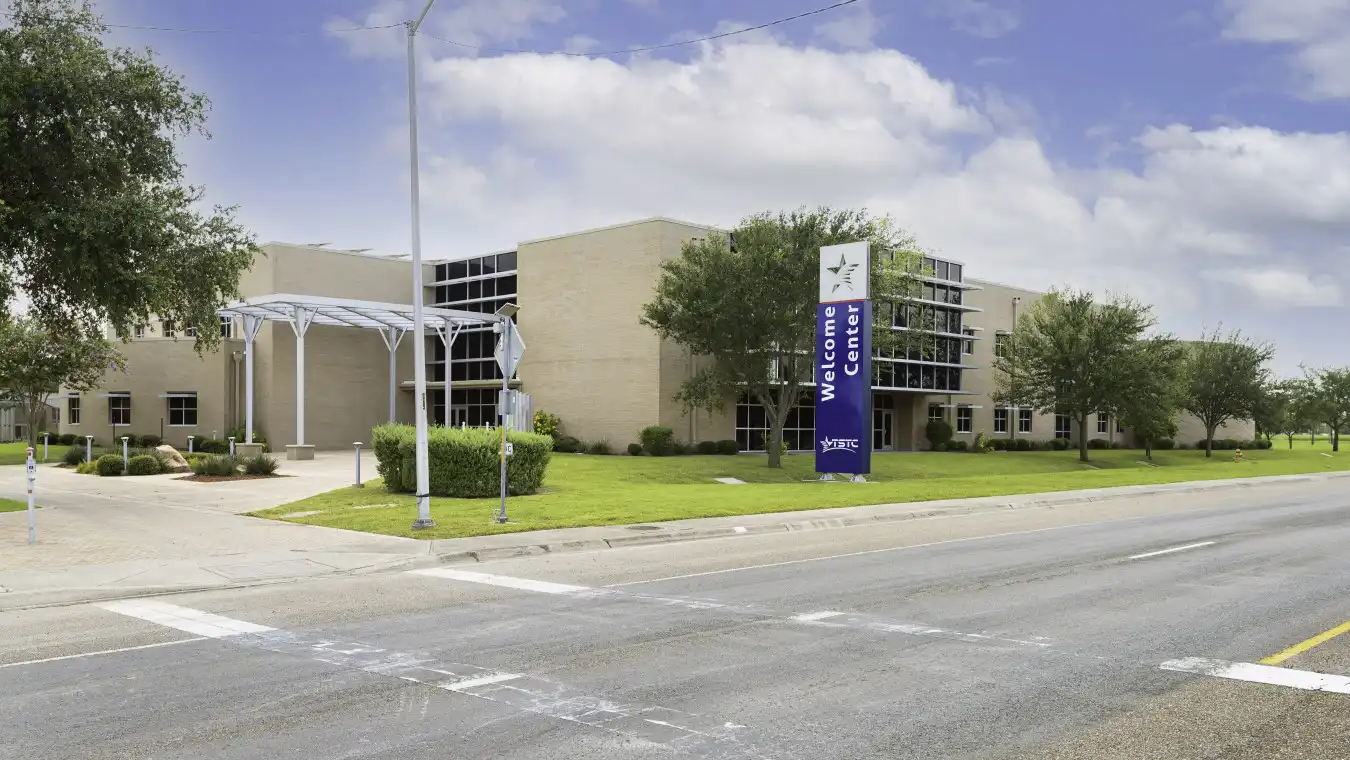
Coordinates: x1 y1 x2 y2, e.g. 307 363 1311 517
290 308 314 447
85 435 92 463
42 433 48 462
188 435 195 453
354 442 364 487
242 315 262 444
121 436 129 474
497 318 512 524
388 329 398 422
407 0 438 530
25 446 36 545
229 437 236 457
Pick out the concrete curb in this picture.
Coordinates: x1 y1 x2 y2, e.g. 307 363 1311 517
423 470 1350 566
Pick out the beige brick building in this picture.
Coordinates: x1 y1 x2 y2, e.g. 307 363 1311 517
57 217 1253 453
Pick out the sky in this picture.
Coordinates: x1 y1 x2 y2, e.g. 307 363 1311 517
48 0 1350 374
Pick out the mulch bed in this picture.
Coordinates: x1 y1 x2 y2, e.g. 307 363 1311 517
175 474 289 483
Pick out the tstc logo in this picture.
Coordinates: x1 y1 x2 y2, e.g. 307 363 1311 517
820 437 860 453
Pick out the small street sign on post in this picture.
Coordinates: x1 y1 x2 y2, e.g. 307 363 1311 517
25 447 36 545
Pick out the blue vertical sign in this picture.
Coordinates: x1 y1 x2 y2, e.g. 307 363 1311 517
815 242 872 475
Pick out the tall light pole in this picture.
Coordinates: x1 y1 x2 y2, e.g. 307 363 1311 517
408 0 437 529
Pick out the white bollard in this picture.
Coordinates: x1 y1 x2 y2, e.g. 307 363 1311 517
42 433 49 462
25 447 36 545
353 442 364 488
121 436 129 473
85 435 93 464
228 436 236 456
187 435 195 454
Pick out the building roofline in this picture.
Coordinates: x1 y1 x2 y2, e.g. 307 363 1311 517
965 276 1048 296
261 242 412 263
516 216 723 247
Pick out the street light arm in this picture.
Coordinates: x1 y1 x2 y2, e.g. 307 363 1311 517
410 0 437 33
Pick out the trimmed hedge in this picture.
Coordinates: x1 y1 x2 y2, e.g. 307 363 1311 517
695 440 718 455
96 454 124 476
62 446 86 466
554 436 581 454
716 439 740 455
626 442 643 456
640 426 676 457
372 423 552 498
925 419 953 450
127 455 162 476
1050 437 1071 451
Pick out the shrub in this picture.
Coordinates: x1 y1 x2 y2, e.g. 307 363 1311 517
62 446 86 466
1087 438 1112 450
946 439 969 452
1152 438 1176 450
1050 437 1071 451
673 441 694 456
716 439 740 455
626 442 644 456
96 454 124 476
925 419 954 450
242 454 280 475
533 410 562 440
640 426 676 457
137 434 163 447
227 427 269 453
1109 440 1123 449
695 440 718 455
126 455 162 476
1013 438 1032 451
554 436 582 454
198 438 228 454
1028 440 1049 451
75 460 98 474
1255 439 1273 450
971 431 993 454
586 440 613 456
56 433 74 446
370 423 553 498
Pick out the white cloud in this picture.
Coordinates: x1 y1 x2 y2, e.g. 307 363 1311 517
1205 269 1343 307
564 34 600 54
814 0 883 49
934 0 1020 38
326 0 567 58
1220 0 1350 99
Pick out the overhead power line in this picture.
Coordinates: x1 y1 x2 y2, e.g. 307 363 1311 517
0 11 403 35
417 0 861 57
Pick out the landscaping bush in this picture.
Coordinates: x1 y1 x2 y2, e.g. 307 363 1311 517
971 431 993 454
1153 438 1176 450
586 440 613 456
75 460 97 474
1013 438 1032 451
62 446 85 466
1109 441 1123 449
673 441 694 456
553 436 582 454
990 438 1008 451
626 442 644 456
716 439 740 455
371 423 552 498
96 454 124 476
197 438 228 454
1050 437 1071 451
55 433 74 446
640 426 676 457
1255 439 1273 450
533 410 562 441
946 440 969 452
925 419 954 451
227 427 269 453
1087 438 1111 450
137 434 163 447
126 455 162 476
242 454 280 476
695 440 718 455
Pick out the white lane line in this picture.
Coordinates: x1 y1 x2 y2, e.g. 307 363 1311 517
99 600 275 638
408 567 593 595
1161 657 1350 695
1128 541 1216 560
0 638 208 670
443 672 522 692
733 526 748 533
792 611 844 622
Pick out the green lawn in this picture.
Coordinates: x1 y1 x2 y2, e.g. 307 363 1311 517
0 442 32 466
1 496 35 513
250 442 1348 540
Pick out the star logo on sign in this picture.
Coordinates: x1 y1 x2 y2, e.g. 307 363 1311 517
827 254 859 294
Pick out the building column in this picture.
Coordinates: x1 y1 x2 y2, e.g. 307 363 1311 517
290 308 315 445
380 327 407 423
242 315 263 444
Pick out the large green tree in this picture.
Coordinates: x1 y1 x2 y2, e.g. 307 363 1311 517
1 0 256 347
992 289 1164 463
1179 330 1274 457
1304 367 1350 453
0 315 125 446
640 207 929 468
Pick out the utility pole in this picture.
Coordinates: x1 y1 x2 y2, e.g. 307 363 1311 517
408 0 438 530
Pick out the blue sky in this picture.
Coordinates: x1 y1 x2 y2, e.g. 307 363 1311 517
81 0 1350 374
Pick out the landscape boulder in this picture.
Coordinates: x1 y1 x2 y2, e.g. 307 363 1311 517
155 445 191 474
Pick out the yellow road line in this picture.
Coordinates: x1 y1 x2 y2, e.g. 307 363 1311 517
1261 620 1350 666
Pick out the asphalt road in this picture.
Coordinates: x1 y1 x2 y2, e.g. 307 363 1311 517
3 478 1349 759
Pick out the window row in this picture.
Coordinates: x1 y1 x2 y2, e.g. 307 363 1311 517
892 304 965 335
873 363 963 392
430 360 503 383
919 257 963 284
433 252 518 283
132 317 234 340
919 282 964 305
434 328 499 362
429 387 502 428
433 275 517 305
63 394 197 427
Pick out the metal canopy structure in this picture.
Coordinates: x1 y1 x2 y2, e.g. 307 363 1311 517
217 294 504 448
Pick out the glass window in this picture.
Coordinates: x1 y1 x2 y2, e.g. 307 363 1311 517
928 403 945 422
1117 422 1126 434
1097 414 1109 434
935 261 949 281
500 275 518 297
962 328 975 354
994 333 1010 358
160 320 175 338
468 258 482 277
922 283 935 301
498 251 517 272
993 408 1008 433
167 394 197 426
735 391 814 453
468 280 482 300
219 316 233 338
956 406 972 433
449 283 467 302
1056 414 1072 439
109 395 131 426
68 397 81 426
448 260 468 280
950 263 962 282
1018 409 1033 434
134 324 146 339
186 325 197 338
481 256 497 276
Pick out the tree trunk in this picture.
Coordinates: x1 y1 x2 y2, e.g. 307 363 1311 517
766 421 783 468
1287 435 1293 450
1204 424 1216 457
1077 414 1090 463
1335 430 1341 453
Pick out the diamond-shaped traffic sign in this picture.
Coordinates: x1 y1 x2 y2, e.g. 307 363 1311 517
494 321 526 375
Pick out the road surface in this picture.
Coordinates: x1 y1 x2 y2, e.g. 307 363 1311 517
3 478 1348 759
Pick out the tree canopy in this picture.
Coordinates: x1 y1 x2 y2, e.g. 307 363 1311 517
1179 329 1274 456
1303 366 1350 453
640 207 929 467
993 289 1167 463
1115 336 1185 460
0 315 124 445
0 0 256 348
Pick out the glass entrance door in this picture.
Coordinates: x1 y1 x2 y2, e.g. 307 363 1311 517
873 409 894 451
